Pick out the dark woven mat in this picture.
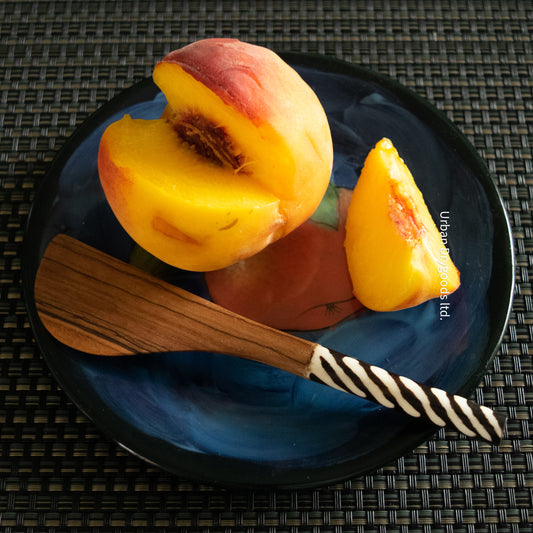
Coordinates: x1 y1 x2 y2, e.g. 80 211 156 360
1 1 532 530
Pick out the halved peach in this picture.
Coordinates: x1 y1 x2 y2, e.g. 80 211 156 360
98 39 333 271
344 138 460 312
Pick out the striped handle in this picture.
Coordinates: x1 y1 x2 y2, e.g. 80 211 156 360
307 345 506 444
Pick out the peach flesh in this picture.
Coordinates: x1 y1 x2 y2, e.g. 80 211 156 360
98 116 285 271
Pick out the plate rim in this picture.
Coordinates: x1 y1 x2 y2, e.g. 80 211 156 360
21 52 515 489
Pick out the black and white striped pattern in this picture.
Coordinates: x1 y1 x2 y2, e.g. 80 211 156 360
307 345 506 445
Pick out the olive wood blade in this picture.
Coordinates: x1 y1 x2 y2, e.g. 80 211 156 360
34 234 506 445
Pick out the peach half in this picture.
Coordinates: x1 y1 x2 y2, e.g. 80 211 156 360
344 138 460 312
98 39 333 271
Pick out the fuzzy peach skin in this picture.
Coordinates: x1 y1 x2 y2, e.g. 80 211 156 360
98 39 333 271
344 138 460 312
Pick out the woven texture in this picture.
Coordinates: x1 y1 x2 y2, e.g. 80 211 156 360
1 0 532 530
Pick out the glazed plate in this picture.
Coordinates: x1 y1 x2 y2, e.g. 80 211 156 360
22 53 514 488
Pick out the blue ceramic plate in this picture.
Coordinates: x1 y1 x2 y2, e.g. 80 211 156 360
22 53 514 488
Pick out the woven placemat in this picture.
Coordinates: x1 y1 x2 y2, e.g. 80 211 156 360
1 1 532 530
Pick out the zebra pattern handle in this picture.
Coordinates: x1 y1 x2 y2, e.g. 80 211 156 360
307 345 506 444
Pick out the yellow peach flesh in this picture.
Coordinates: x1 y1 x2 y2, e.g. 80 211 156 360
99 116 285 271
344 138 460 312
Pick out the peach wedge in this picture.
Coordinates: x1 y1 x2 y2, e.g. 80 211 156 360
344 138 460 312
98 39 333 271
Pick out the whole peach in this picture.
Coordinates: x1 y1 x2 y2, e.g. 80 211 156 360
98 39 333 271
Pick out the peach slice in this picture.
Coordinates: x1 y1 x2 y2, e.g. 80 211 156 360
344 138 460 312
98 39 333 271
